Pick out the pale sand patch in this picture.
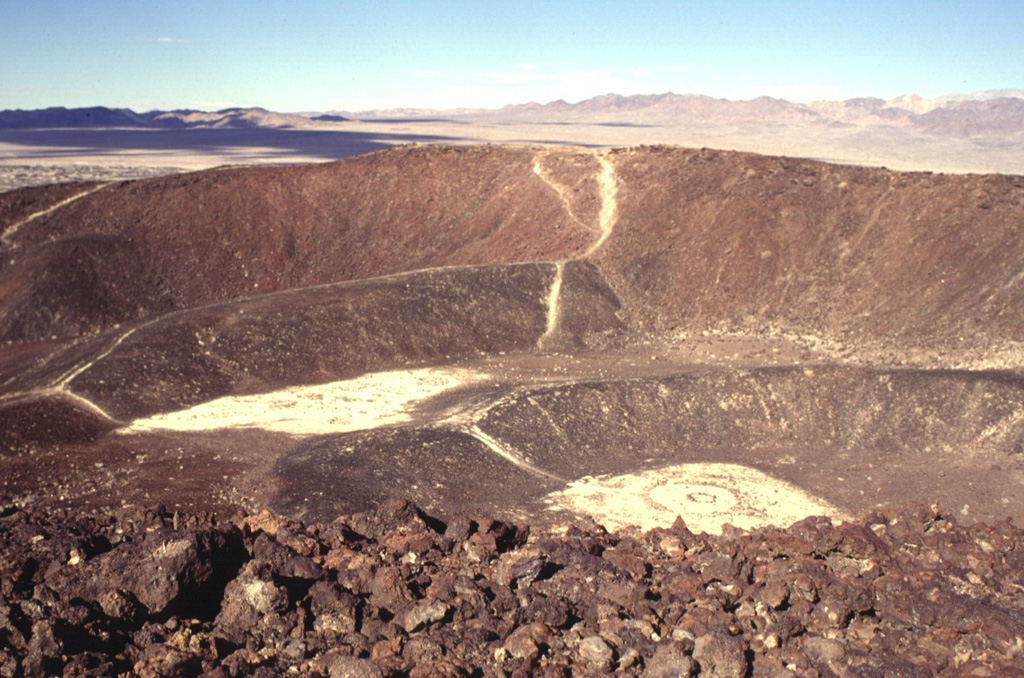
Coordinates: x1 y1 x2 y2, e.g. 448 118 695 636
119 367 489 436
544 462 848 534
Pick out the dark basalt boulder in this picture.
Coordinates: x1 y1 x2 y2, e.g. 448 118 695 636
1 501 1023 675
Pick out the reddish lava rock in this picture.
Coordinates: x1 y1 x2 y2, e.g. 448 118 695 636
1 500 1023 676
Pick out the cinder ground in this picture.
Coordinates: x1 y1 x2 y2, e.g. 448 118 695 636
1 144 1022 538
3 133 1024 676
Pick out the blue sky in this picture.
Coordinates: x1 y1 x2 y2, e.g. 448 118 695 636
1 1 1021 112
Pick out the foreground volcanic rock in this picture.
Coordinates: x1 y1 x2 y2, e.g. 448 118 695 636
2 500 1023 676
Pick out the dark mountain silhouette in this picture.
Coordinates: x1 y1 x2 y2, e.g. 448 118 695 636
310 113 350 122
0 105 314 130
0 106 152 129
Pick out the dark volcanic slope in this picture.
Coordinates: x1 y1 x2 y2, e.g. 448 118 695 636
598 147 1024 353
1 144 1023 531
276 366 1024 524
2 146 1022 353
0 146 597 341
2 259 621 432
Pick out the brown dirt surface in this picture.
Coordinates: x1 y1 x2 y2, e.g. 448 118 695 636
1 144 1023 525
1 143 1024 673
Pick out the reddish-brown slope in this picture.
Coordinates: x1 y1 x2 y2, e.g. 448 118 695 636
0 180 104 225
4 145 1023 353
0 234 172 340
596 146 1024 353
2 144 1024 529
0 146 598 341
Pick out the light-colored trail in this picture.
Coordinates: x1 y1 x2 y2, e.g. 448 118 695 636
531 149 619 257
530 149 618 349
466 424 564 482
0 184 108 248
58 389 122 423
56 327 139 388
0 386 121 424
583 152 618 257
0 324 141 420
0 260 550 404
537 261 565 349
532 157 590 233
0 324 146 422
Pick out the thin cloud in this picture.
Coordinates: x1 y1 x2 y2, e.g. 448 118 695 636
656 65 692 73
135 36 189 44
413 69 451 77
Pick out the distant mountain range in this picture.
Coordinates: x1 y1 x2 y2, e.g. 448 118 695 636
0 106 330 130
336 89 1024 138
2 89 1022 138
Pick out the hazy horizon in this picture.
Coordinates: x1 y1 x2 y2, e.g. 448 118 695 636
4 86 1024 119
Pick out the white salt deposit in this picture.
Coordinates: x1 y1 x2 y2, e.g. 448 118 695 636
545 462 847 534
120 365 846 535
119 367 488 435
